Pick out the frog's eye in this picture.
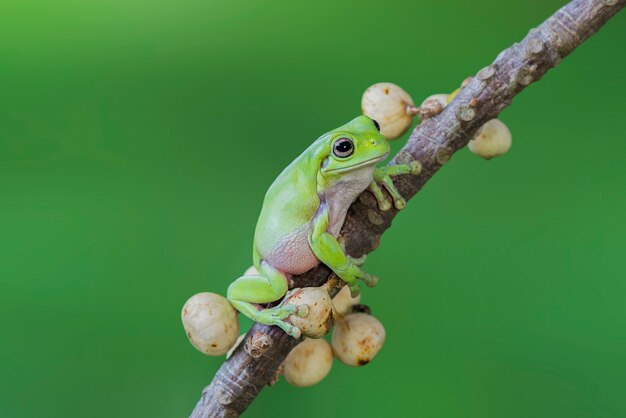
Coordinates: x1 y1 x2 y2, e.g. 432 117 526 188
333 138 354 158
372 119 381 132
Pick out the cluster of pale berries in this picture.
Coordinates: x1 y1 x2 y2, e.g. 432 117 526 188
181 79 512 388
182 269 382 388
362 79 512 158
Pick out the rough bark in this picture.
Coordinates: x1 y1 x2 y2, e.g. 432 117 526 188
191 1 625 416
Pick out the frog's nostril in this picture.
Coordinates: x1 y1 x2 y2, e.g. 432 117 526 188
370 139 377 146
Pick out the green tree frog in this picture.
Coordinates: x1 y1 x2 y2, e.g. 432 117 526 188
227 115 418 338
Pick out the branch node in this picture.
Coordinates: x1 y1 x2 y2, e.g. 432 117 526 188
527 38 545 54
395 151 416 165
461 76 474 88
218 391 233 406
516 67 534 86
435 148 451 165
358 190 379 207
477 65 496 81
245 332 273 358
406 105 422 116
456 104 476 122
419 99 444 119
367 209 385 226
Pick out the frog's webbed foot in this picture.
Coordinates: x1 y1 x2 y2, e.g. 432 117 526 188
253 290 309 338
281 289 310 318
227 262 307 339
358 269 378 288
336 244 375 294
309 210 380 300
255 305 303 338
339 264 379 298
369 160 421 211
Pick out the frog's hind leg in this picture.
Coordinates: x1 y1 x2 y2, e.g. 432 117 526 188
227 261 308 338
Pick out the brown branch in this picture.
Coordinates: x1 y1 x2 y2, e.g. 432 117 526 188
190 1 625 416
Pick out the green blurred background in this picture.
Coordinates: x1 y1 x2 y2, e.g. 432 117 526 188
1 0 624 416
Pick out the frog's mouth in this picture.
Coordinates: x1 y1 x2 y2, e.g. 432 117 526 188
327 153 389 173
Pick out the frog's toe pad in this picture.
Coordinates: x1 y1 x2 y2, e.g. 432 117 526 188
364 275 379 288
295 304 309 318
379 199 392 211
394 198 406 210
409 160 422 175
287 326 302 339
349 284 361 298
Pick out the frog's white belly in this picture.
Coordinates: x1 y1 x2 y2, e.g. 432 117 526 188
265 224 319 275
265 165 375 275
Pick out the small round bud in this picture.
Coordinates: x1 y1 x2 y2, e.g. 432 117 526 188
285 287 335 339
361 82 416 140
461 76 474 88
468 119 512 160
181 292 240 356
331 313 385 366
332 285 361 316
282 338 333 387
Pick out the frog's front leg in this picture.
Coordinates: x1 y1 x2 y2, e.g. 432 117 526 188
308 210 377 297
368 161 420 211
227 261 308 338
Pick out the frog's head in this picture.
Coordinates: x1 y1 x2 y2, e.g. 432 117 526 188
320 115 390 176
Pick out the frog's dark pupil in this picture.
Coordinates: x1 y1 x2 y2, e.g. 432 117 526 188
336 141 351 152
372 119 380 132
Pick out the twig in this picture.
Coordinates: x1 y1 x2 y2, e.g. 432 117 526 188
190 1 625 416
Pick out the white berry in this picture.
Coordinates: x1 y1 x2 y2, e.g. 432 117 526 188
361 82 417 140
332 285 361 316
181 292 239 356
282 338 333 387
468 119 512 160
286 287 335 339
331 313 385 366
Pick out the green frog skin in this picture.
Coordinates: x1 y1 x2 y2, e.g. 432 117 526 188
227 115 418 338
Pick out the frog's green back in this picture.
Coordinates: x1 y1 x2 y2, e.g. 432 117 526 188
253 136 328 259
